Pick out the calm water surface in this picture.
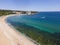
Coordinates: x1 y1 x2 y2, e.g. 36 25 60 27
6 12 60 33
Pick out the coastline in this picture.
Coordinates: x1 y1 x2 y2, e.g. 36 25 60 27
5 14 40 45
6 20 40 45
0 14 37 45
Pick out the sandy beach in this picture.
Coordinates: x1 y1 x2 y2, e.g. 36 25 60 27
0 15 37 45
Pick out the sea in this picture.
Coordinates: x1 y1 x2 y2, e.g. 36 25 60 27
6 12 60 45
6 12 60 33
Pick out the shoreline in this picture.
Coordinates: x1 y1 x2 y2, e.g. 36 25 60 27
6 20 40 45
5 14 40 45
0 14 37 45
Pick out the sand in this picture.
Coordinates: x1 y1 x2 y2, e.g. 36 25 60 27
0 15 37 45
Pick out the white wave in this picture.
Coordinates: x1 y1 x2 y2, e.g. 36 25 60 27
41 16 46 19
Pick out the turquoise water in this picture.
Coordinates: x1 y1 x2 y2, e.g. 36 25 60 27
6 12 60 33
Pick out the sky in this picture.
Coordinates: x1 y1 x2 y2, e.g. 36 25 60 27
0 0 60 11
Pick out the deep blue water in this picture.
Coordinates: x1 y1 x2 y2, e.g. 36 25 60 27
6 12 60 33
